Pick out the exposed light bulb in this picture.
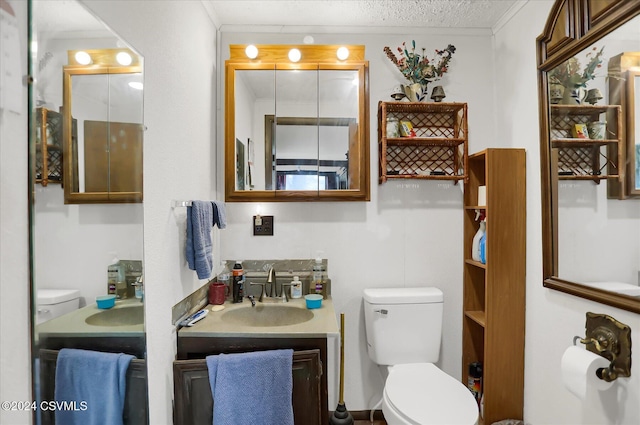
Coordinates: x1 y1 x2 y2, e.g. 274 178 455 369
337 47 349 60
116 52 132 66
75 51 92 65
245 45 259 59
288 48 301 63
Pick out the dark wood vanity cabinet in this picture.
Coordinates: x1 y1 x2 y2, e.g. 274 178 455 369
175 337 328 425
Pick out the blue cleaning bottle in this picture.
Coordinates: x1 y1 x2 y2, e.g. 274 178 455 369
479 218 487 264
471 210 486 262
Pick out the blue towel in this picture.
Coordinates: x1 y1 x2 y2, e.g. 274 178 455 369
206 349 294 425
212 200 227 229
54 348 134 425
186 201 214 279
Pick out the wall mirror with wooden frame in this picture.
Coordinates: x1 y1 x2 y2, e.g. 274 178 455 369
63 48 144 204
225 44 370 202
537 0 640 314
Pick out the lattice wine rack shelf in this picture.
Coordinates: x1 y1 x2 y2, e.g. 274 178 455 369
550 104 622 183
35 107 63 186
378 101 468 184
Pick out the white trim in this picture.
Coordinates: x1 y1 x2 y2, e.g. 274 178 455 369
218 24 493 37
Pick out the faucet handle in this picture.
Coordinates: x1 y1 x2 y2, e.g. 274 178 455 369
279 282 292 302
250 281 267 302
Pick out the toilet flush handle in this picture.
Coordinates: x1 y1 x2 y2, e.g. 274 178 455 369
374 309 388 315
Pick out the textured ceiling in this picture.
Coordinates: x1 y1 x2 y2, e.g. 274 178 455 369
207 0 521 29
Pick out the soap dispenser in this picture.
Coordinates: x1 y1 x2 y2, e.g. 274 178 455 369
291 276 302 299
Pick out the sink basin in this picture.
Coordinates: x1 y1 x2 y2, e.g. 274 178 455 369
85 305 144 327
220 305 314 327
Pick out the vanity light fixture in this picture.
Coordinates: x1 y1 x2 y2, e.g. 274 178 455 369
245 44 259 59
116 51 133 66
288 48 302 63
67 48 140 68
74 51 92 65
336 46 350 60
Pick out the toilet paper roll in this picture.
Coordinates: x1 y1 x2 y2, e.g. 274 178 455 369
561 346 613 399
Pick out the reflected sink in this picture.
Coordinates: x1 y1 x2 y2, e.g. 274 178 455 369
220 305 314 327
85 305 144 327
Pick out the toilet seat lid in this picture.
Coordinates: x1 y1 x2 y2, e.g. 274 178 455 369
385 363 478 425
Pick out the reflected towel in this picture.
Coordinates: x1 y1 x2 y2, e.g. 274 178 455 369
55 348 134 425
186 200 214 279
206 349 294 425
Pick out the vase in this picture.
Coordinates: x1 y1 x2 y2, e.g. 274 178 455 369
549 83 564 104
402 83 428 102
560 85 586 105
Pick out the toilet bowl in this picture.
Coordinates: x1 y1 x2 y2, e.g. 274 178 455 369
382 363 478 425
363 287 478 425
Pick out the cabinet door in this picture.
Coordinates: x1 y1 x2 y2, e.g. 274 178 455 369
173 349 322 425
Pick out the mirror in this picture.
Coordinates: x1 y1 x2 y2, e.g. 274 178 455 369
30 0 147 423
63 48 143 204
537 0 640 313
608 52 640 197
225 44 370 201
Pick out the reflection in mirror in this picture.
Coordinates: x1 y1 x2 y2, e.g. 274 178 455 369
30 1 147 423
226 45 369 201
538 1 640 313
63 49 143 204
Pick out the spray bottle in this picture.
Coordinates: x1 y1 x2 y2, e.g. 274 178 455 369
471 210 486 262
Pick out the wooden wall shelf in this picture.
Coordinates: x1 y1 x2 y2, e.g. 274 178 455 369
377 101 468 183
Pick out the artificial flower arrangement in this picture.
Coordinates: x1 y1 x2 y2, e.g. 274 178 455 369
549 46 605 88
384 40 456 89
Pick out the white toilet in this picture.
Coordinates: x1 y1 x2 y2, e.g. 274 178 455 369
36 289 81 325
363 287 478 425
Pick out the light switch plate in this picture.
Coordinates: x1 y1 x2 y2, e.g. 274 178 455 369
253 215 273 236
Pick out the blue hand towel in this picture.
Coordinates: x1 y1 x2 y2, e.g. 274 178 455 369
54 348 134 425
186 200 214 279
206 349 294 425
212 200 227 229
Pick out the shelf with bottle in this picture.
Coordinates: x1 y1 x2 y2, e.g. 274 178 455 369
549 104 622 182
378 101 468 183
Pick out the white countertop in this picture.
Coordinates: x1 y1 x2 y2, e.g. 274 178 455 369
178 297 339 338
36 298 144 338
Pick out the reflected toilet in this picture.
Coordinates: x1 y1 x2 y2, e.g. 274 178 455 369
363 287 478 425
36 289 80 325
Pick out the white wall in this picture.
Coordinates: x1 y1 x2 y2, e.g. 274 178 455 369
494 1 640 424
218 29 497 410
0 1 32 424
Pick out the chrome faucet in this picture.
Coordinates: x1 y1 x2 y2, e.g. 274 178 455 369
266 266 278 298
266 266 289 302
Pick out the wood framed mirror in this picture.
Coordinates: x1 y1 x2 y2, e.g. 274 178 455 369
225 44 370 202
63 49 144 204
537 0 640 314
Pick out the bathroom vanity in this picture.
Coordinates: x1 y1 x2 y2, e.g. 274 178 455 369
36 299 145 357
35 300 147 425
175 298 339 425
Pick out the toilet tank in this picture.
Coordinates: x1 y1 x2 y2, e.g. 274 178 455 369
36 289 81 325
363 287 443 366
